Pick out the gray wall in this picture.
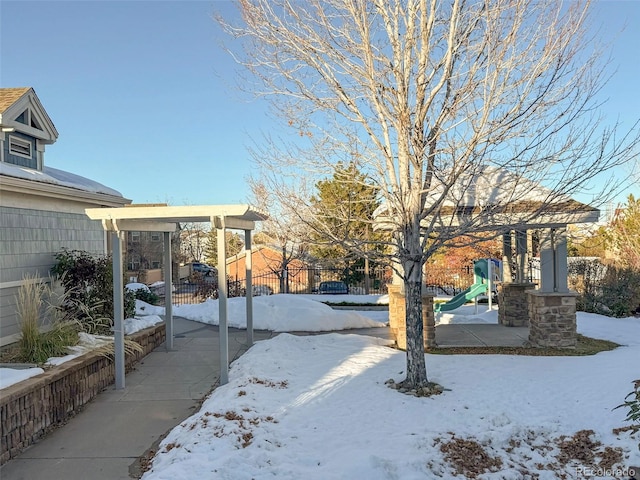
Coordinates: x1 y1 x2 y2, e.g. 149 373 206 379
3 132 37 169
0 206 106 342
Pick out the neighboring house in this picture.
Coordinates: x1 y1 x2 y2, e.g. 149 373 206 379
125 230 165 283
226 245 312 293
0 87 130 346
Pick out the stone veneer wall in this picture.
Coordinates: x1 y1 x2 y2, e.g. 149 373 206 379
0 323 166 465
388 285 436 349
527 291 578 348
498 283 536 327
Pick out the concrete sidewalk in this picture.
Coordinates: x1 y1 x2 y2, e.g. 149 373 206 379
0 317 275 480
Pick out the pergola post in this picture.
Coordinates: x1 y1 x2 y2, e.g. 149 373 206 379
112 230 125 390
163 231 173 351
539 227 569 293
515 230 528 282
244 229 254 346
214 216 229 385
501 232 513 282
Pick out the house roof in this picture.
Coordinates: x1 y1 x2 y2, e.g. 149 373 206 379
375 166 600 231
0 87 30 114
0 87 58 143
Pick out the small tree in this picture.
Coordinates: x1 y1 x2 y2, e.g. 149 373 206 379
248 179 310 293
179 223 209 263
606 194 640 270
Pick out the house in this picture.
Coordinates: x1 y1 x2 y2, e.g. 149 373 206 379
0 87 130 346
226 245 312 293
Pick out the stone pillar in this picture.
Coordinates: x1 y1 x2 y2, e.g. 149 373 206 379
387 285 437 350
388 285 405 348
422 295 437 349
527 290 578 348
497 283 535 326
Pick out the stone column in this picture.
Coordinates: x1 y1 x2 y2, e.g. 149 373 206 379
497 283 535 326
422 294 437 348
387 285 437 350
527 290 578 348
388 285 405 349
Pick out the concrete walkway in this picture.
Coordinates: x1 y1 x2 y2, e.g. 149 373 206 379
0 317 527 480
436 324 529 347
0 317 275 480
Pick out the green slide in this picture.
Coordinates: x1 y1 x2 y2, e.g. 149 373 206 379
434 282 488 312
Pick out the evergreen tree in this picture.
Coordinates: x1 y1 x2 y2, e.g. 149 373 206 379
204 229 244 267
309 162 381 264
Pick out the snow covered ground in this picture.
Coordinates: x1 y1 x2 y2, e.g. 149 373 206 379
135 295 639 480
2 294 638 478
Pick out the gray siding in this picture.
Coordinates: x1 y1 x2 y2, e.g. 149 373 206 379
3 132 37 169
0 206 106 341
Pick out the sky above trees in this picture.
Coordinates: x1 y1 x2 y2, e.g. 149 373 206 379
1 1 637 209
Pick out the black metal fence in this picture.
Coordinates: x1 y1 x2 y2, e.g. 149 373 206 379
424 264 476 296
168 266 394 305
165 264 480 306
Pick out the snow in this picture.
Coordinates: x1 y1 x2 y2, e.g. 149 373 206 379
134 297 638 480
0 162 124 197
2 293 639 478
0 367 45 389
135 294 387 332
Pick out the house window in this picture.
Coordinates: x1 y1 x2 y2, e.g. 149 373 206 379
151 261 161 269
151 233 161 242
15 110 27 125
131 232 140 243
128 254 141 271
8 135 32 159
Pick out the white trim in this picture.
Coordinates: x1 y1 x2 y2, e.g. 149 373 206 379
0 174 130 207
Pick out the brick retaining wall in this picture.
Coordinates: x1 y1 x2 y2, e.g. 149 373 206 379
0 323 166 464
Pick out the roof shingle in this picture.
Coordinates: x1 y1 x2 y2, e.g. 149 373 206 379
0 87 31 114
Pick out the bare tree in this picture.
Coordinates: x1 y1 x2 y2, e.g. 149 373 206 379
219 0 640 389
249 179 310 293
179 222 209 263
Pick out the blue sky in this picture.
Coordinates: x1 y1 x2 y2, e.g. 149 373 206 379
1 1 638 207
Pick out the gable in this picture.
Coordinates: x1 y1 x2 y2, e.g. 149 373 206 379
0 88 58 144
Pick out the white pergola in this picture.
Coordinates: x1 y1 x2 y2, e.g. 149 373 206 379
85 204 268 389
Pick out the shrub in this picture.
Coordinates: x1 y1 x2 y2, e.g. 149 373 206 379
133 289 160 305
51 249 135 334
614 379 640 442
15 275 79 364
599 267 640 318
570 259 640 317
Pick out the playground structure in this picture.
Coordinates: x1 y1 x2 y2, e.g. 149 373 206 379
434 259 502 313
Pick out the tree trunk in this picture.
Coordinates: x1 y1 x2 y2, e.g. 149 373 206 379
403 269 429 387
